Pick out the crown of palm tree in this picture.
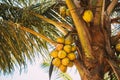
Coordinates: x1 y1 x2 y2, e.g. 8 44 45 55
0 0 120 80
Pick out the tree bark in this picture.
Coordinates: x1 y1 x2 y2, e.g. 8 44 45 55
66 0 118 80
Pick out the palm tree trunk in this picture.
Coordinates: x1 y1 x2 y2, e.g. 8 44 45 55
66 0 118 80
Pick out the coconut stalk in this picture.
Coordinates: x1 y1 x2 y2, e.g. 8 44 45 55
30 11 73 35
66 0 94 59
7 21 57 46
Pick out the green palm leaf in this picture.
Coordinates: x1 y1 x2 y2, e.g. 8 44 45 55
0 0 60 74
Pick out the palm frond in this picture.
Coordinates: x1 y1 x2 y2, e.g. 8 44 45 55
41 62 50 72
106 59 120 79
0 1 61 74
104 71 118 80
58 72 73 80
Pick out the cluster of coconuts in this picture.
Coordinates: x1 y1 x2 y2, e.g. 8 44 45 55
50 36 77 73
60 5 93 23
59 6 71 18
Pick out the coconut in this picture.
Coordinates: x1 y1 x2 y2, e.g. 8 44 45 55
59 65 67 73
56 37 65 44
58 50 67 59
67 53 76 61
63 45 72 53
61 57 70 66
50 50 58 58
52 58 61 67
82 10 93 22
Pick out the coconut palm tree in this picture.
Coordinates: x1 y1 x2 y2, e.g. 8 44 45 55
0 0 120 80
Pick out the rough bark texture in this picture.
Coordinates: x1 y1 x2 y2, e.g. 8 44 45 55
67 0 119 80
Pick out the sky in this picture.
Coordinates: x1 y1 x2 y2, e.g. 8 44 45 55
0 58 49 80
0 56 81 80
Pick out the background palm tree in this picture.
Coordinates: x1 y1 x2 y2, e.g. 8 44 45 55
0 0 120 80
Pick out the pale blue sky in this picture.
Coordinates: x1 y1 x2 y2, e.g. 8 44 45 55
0 58 49 80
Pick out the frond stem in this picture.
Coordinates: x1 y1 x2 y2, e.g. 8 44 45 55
66 0 94 59
106 0 118 16
8 21 57 46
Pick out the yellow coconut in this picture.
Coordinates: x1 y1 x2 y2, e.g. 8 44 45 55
50 50 58 58
66 9 71 16
68 61 74 67
82 10 93 22
55 44 64 51
56 37 65 44
116 43 120 52
65 39 73 45
52 58 61 67
71 45 77 52
60 6 66 17
63 45 72 53
58 50 67 59
67 53 76 61
65 35 73 45
59 65 67 73
62 57 70 66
